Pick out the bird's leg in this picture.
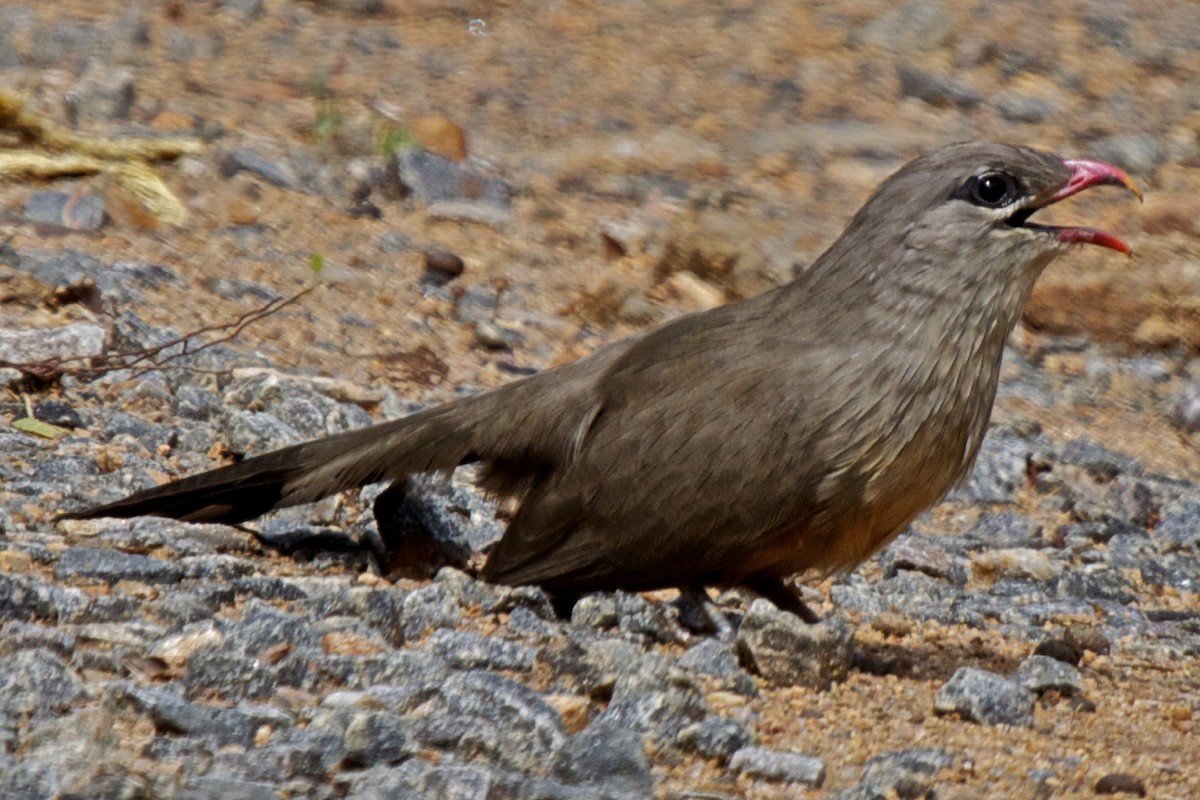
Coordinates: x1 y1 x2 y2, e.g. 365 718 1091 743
743 576 822 624
676 584 737 643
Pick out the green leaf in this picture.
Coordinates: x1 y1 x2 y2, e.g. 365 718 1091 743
12 417 69 439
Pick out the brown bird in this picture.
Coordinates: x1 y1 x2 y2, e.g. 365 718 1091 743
67 142 1141 623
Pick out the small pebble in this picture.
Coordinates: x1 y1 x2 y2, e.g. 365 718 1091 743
422 249 465 285
1094 772 1147 797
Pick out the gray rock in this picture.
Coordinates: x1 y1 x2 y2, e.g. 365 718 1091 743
735 599 853 688
598 682 707 748
23 191 108 230
1060 438 1142 479
858 0 950 51
951 427 1054 503
371 478 478 577
678 638 757 696
613 591 684 643
396 149 513 208
677 716 756 762
880 534 968 583
896 65 980 109
342 710 416 767
417 670 565 771
1171 383 1200 434
0 574 73 625
1155 500 1200 552
0 650 88 719
966 511 1043 548
729 746 826 787
54 547 184 585
222 410 303 455
425 628 536 671
545 634 678 699
551 719 654 798
993 90 1060 123
435 568 555 619
473 320 522 351
1089 132 1168 176
0 323 107 369
178 777 279 800
1013 655 1084 696
396 583 464 641
933 667 1034 726
571 594 619 630
116 684 256 747
860 748 955 797
220 148 297 188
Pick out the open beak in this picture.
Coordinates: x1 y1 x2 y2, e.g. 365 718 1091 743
1011 158 1143 255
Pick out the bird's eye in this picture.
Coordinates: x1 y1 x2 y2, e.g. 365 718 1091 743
966 172 1018 208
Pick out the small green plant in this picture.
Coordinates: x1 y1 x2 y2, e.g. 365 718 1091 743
375 123 415 160
309 253 325 274
310 70 343 145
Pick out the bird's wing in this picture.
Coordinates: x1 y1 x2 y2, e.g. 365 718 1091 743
483 291 869 592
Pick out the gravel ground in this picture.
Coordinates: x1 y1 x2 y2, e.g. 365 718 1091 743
1 1 1199 798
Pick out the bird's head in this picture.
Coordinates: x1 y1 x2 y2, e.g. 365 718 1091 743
819 142 1142 318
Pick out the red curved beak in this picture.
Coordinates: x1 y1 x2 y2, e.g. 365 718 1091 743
1026 158 1143 256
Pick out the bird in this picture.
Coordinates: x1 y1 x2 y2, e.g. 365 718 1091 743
66 142 1141 624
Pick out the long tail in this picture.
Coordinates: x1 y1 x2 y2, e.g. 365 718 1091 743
63 400 485 523
63 343 626 525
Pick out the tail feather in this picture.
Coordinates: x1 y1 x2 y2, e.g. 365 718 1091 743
64 402 482 524
64 341 630 527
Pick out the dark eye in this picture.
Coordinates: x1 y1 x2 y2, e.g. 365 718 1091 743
967 171 1018 208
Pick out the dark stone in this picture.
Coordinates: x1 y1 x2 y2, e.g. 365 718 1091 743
33 399 84 429
100 411 174 450
677 716 756 762
1094 772 1147 797
422 249 465 285
551 719 654 798
272 728 343 781
54 547 184 585
933 667 1034 727
372 477 476 579
612 590 682 644
1033 638 1083 666
117 684 256 747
